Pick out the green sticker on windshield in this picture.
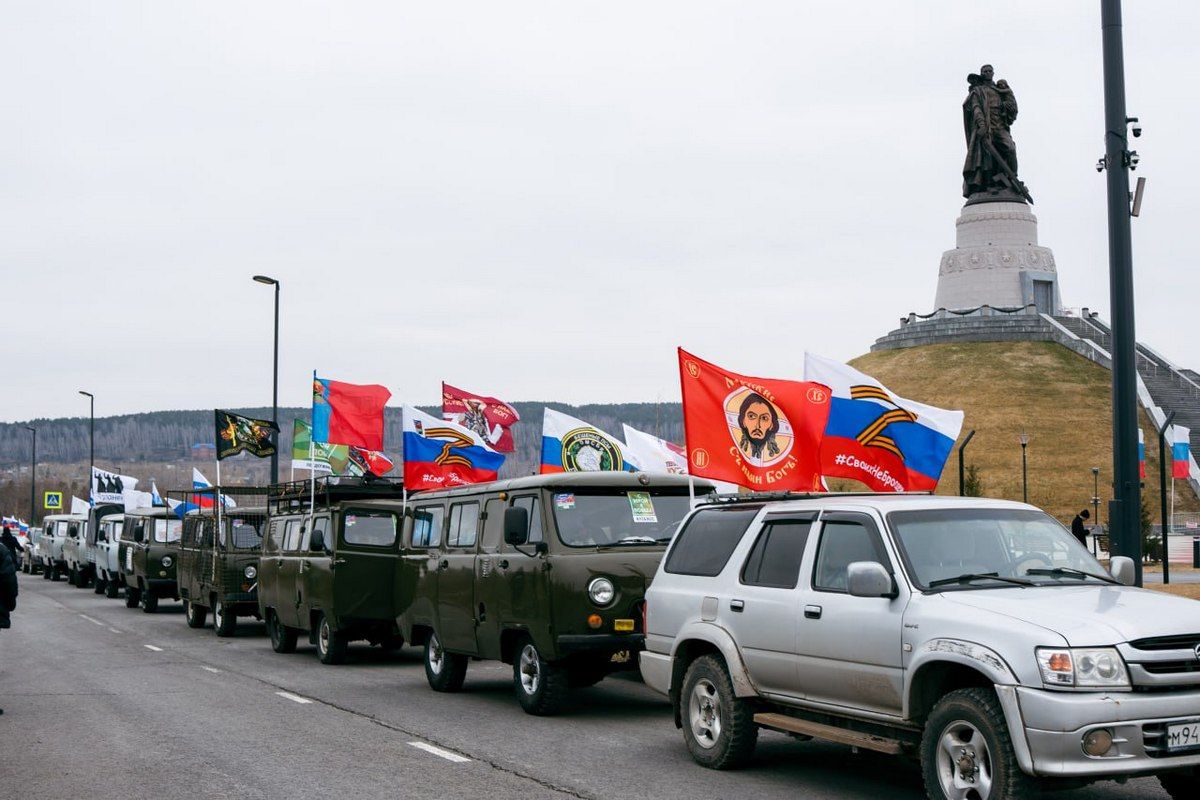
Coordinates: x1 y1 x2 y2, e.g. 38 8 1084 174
628 492 657 523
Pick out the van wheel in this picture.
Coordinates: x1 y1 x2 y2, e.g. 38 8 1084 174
267 610 297 654
42 565 51 580
681 655 758 769
124 587 140 608
184 600 208 629
424 631 467 692
921 687 1034 800
514 638 569 716
1160 767 1200 799
141 590 159 614
213 600 237 638
105 581 120 599
69 567 78 586
93 578 106 595
316 614 347 664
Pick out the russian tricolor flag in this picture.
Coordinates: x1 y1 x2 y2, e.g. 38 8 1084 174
402 406 504 491
804 353 964 492
1138 429 1146 479
540 409 634 474
1172 425 1192 480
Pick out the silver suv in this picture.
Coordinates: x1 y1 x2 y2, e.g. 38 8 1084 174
641 494 1200 800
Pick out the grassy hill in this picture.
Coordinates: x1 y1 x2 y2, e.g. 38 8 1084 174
848 341 1198 521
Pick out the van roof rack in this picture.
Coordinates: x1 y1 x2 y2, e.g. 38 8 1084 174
701 490 935 505
267 476 405 515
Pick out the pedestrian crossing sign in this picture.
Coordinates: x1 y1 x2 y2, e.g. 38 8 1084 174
44 491 63 510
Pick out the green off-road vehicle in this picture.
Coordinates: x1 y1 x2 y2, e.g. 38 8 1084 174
396 472 713 715
118 506 182 612
257 478 407 664
178 498 268 637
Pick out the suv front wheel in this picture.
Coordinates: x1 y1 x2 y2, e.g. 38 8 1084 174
921 687 1034 800
680 655 757 769
424 631 467 692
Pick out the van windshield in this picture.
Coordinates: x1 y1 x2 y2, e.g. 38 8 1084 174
551 490 695 547
153 519 183 543
227 517 264 550
888 508 1112 590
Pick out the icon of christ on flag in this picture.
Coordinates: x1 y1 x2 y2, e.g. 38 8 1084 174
678 348 830 491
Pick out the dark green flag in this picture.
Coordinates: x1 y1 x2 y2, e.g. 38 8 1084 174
215 410 279 461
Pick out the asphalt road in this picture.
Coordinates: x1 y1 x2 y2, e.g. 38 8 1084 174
0 575 1171 800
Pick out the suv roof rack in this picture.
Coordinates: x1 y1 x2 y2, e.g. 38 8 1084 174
700 490 935 505
267 476 405 515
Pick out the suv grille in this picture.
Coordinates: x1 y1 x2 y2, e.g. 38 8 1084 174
1120 637 1200 689
1130 634 1200 652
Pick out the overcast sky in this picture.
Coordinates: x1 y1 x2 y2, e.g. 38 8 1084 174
2 1 1196 424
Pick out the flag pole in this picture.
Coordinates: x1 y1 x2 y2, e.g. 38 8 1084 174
310 371 317 531
688 474 696 509
215 456 222 562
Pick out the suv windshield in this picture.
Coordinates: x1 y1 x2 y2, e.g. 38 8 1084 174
551 490 695 547
227 517 264 550
153 518 183 544
888 508 1110 590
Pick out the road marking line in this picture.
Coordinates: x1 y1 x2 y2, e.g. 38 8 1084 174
79 614 104 626
202 666 220 673
275 691 313 704
109 628 121 634
408 742 471 763
144 645 164 652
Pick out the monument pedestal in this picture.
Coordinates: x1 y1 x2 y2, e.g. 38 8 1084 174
934 201 1060 315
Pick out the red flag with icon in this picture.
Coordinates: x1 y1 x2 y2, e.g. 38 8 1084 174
677 348 831 492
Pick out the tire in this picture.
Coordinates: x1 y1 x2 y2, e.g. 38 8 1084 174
141 589 159 614
315 614 347 664
424 631 468 692
69 567 78 586
212 599 237 638
267 610 297 654
1160 768 1200 800
184 600 208 629
51 565 62 582
94 577 106 595
105 581 120 599
513 638 569 716
921 687 1036 800
42 564 51 580
680 655 758 769
124 587 140 608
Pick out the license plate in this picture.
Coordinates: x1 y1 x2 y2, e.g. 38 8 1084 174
614 619 635 632
1167 722 1200 751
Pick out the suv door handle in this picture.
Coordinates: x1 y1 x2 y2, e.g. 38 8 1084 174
804 605 823 619
730 599 745 612
331 558 347 568
498 559 509 569
439 559 449 571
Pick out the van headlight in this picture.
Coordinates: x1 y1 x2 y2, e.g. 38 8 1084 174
588 577 615 607
161 556 173 567
1036 647 1130 690
244 565 257 579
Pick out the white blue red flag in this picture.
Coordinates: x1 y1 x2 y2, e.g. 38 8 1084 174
621 424 688 475
1138 429 1146 479
402 406 505 491
1172 425 1192 479
540 409 633 474
804 353 963 492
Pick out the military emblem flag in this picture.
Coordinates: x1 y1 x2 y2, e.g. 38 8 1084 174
540 409 633 474
442 383 520 453
678 349 830 492
215 410 279 460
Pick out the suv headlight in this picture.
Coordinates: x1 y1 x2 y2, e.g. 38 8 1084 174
244 565 257 580
161 555 173 568
1036 647 1130 690
588 577 615 607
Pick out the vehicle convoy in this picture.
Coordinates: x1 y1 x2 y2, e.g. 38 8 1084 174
19 527 42 574
177 500 268 637
258 478 407 663
640 494 1200 800
40 513 86 581
81 503 123 593
118 506 182 612
397 473 713 715
92 513 125 598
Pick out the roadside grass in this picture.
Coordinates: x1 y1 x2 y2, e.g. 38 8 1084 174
1146 583 1200 601
844 341 1199 522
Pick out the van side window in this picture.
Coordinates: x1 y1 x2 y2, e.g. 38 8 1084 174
284 519 305 551
741 519 813 589
510 497 543 543
311 516 331 552
480 499 505 552
813 518 890 593
342 511 397 547
664 506 762 577
412 506 444 548
447 503 479 548
266 520 285 552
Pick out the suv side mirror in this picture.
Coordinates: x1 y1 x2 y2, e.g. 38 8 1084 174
1109 555 1135 586
847 561 896 598
310 529 325 552
504 507 529 546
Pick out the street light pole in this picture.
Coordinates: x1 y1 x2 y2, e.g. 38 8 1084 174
1092 466 1101 556
253 275 281 485
25 426 36 526
1019 432 1029 504
1100 0 1143 586
79 391 94 498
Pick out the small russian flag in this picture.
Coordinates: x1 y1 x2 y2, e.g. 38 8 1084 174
1172 425 1191 480
1138 429 1146 479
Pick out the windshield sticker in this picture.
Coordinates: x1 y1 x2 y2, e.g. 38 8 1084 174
555 493 576 510
346 515 357 526
628 492 657 523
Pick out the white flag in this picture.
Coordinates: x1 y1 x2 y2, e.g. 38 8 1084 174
70 496 91 515
621 425 689 475
123 489 155 513
91 466 139 505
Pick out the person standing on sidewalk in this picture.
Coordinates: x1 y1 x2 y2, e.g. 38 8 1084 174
0 539 18 715
1071 509 1091 549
